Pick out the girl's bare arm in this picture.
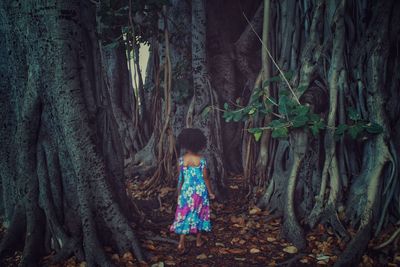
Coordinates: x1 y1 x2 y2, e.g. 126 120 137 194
203 167 215 199
177 165 183 199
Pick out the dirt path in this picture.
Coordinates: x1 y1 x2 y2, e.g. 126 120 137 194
1 176 397 266
130 176 343 267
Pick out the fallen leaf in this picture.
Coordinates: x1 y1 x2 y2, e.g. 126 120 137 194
215 242 225 247
316 254 330 261
145 244 156 251
218 248 229 255
283 246 298 254
122 252 134 261
300 258 308 263
197 253 208 260
159 187 174 197
249 206 262 215
164 260 176 266
150 256 161 262
230 216 245 225
267 237 276 242
250 248 261 254
234 257 246 261
228 248 246 254
151 262 164 267
231 237 240 244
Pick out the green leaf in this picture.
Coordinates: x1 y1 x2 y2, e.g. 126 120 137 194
348 107 361 121
334 124 347 141
335 124 348 136
348 124 363 139
279 89 290 96
278 95 289 115
269 119 286 128
248 107 257 115
309 113 320 122
310 120 325 136
292 115 308 128
250 91 261 104
224 102 229 110
201 106 211 118
254 131 262 141
364 122 383 134
293 105 310 116
271 127 289 138
247 128 261 134
247 128 263 141
232 111 243 122
223 111 233 122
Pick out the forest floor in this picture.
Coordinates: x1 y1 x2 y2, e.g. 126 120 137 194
1 175 399 266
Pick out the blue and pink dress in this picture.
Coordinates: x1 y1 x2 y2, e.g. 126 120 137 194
170 157 211 234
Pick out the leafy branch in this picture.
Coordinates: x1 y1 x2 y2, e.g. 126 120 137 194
222 73 383 141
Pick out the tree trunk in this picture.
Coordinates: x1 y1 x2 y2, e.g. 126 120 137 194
0 1 144 265
190 0 226 195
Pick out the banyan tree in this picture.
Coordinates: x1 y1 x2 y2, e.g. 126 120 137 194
0 0 399 266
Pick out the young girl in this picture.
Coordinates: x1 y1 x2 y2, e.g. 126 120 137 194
170 128 215 254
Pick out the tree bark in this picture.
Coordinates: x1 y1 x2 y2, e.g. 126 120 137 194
0 1 144 265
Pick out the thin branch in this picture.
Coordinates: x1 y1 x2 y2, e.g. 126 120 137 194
242 11 301 105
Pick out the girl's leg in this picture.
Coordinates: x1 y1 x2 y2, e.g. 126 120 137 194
178 235 185 250
196 232 204 247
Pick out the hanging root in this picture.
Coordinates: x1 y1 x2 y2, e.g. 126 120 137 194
282 131 308 249
374 225 400 250
336 137 390 266
334 224 372 267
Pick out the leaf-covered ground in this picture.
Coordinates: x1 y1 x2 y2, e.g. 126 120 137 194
1 175 399 266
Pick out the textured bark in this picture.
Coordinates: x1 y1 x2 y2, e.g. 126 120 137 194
131 0 192 185
255 1 399 263
1 0 400 266
0 1 143 266
307 0 345 228
207 0 247 173
190 0 226 194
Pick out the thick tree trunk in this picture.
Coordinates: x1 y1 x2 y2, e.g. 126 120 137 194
190 0 226 195
0 1 144 265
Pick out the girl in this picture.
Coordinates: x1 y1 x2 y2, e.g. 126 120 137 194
170 128 215 254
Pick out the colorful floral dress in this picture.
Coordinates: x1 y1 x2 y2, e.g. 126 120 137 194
170 156 211 234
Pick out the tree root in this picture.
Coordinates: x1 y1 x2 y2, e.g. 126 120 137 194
0 202 26 257
282 131 308 249
374 226 400 250
334 224 372 267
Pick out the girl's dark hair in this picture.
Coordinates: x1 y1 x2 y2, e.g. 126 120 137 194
177 128 207 153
